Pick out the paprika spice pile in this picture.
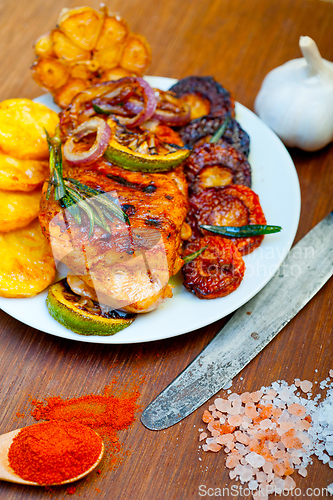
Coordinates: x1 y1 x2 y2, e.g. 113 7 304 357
29 383 140 468
8 421 103 485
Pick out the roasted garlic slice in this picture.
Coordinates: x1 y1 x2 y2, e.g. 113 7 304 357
31 6 152 109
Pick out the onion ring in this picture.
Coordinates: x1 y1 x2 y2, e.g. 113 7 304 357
63 117 111 165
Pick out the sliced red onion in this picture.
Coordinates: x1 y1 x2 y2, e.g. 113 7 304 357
63 117 111 166
70 78 137 126
116 78 157 127
153 107 191 126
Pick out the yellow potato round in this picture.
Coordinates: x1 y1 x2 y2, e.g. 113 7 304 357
0 188 41 232
0 99 59 160
0 218 55 298
0 151 49 191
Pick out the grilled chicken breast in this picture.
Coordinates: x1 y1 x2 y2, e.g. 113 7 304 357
39 157 188 312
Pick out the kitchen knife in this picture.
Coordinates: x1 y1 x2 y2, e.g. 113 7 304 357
141 212 333 430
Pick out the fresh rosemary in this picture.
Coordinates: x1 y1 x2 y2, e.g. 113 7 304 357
182 245 208 265
209 117 231 143
46 128 130 238
200 225 282 237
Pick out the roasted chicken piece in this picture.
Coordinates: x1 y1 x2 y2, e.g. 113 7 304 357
39 158 188 313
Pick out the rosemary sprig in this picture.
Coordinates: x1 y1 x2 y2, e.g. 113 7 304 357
200 225 282 237
183 245 208 265
209 117 231 144
46 127 130 237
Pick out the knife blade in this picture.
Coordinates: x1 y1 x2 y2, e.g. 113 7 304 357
141 212 333 430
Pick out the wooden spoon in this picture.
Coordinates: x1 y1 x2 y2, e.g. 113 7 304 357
0 427 104 486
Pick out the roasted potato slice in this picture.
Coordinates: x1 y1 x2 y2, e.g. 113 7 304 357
0 152 48 192
0 218 55 298
0 188 42 232
0 99 59 160
32 6 152 108
58 7 103 51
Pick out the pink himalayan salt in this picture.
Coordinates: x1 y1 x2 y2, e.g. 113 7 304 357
234 430 250 445
251 390 263 402
228 414 243 427
214 398 231 413
206 442 222 452
216 433 234 445
288 403 306 417
329 369 333 378
199 432 207 441
240 392 252 403
245 402 259 419
300 380 313 393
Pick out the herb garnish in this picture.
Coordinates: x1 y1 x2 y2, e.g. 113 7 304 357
46 128 130 237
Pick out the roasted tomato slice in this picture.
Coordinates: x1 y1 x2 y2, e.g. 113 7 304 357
170 76 235 119
185 142 251 191
182 236 245 299
187 185 267 255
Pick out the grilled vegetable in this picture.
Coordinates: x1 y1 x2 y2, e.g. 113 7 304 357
170 76 235 119
185 142 251 191
187 185 267 255
182 236 245 299
104 118 190 172
46 278 136 335
179 115 250 156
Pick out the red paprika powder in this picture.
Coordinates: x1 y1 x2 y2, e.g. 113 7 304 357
8 421 103 485
29 384 140 468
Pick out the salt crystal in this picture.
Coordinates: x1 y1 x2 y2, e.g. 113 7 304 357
297 467 307 477
228 393 241 401
199 432 207 441
329 461 333 469
294 379 301 387
223 380 233 390
329 370 333 378
256 471 268 483
239 465 254 482
214 398 231 413
248 479 258 490
284 476 296 491
246 452 265 468
327 483 333 495
300 380 313 393
260 419 272 430
229 470 237 480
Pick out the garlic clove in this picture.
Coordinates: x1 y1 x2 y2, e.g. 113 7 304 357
254 37 333 151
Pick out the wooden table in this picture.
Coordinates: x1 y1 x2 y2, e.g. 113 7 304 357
0 0 332 498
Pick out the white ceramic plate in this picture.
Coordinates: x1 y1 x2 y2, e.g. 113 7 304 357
0 76 301 344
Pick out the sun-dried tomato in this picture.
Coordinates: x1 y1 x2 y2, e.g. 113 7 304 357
185 142 251 192
187 185 267 255
182 236 245 299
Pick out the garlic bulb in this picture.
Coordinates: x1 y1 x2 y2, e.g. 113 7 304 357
254 36 333 151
